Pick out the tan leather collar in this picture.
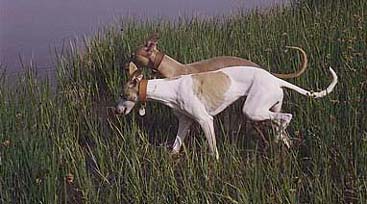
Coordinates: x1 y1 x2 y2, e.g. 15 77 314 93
138 79 148 103
148 51 165 71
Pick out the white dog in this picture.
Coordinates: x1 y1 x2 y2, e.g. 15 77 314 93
115 62 337 160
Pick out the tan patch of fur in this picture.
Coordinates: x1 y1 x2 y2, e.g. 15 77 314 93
188 56 259 73
157 55 186 76
192 71 231 111
134 55 150 68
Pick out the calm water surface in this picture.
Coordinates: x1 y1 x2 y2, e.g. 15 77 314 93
0 0 288 73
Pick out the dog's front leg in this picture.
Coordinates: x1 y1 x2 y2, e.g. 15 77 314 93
172 112 193 154
197 117 219 160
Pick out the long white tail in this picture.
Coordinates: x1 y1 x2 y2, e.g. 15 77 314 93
280 67 338 98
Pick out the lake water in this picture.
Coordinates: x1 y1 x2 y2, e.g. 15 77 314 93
0 0 288 74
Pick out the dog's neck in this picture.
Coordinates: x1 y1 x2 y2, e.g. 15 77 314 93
145 78 180 106
157 55 192 77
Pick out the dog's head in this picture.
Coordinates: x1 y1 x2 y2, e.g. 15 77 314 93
115 62 143 115
130 33 163 70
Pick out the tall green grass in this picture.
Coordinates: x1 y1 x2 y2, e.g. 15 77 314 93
1 0 366 203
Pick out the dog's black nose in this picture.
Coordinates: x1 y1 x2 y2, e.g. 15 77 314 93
116 105 128 115
115 107 122 115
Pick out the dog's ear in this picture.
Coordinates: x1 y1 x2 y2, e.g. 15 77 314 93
130 63 143 83
145 32 159 52
129 71 143 87
128 62 139 76
128 68 143 88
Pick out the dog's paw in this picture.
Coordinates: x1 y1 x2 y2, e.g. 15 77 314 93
169 150 183 160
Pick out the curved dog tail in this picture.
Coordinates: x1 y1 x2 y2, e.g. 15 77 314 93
273 46 308 79
279 67 338 98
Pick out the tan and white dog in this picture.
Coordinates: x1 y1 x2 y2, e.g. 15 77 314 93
115 63 337 160
131 33 308 79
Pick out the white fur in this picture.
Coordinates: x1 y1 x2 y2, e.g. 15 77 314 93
117 66 338 159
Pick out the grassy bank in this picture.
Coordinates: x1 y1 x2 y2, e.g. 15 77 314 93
1 0 366 203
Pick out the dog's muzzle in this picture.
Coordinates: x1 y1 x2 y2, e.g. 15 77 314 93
115 100 136 115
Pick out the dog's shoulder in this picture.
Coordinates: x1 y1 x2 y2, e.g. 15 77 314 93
191 71 231 110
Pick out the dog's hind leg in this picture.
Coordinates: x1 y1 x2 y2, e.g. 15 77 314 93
172 112 193 154
270 100 293 148
242 88 292 147
271 113 293 148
